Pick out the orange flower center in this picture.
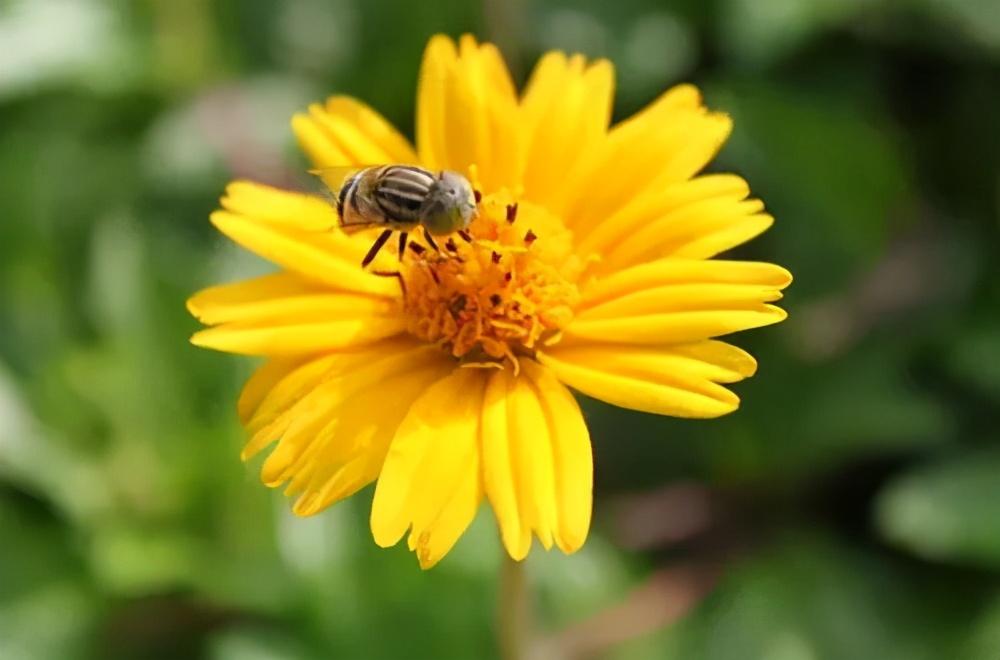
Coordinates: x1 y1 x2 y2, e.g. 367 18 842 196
401 192 583 370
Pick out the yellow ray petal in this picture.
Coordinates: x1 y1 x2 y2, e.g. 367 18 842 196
575 174 749 256
519 52 614 210
579 258 793 309
220 181 338 231
370 368 485 568
241 339 431 457
416 34 520 192
208 210 398 297
562 306 787 345
539 341 759 418
523 362 592 554
292 96 417 168
566 258 790 345
190 314 406 356
253 343 445 485
242 353 348 456
506 369 558 550
237 356 312 425
187 271 396 327
481 369 531 559
483 363 591 559
554 85 732 232
213 181 400 293
602 198 769 270
290 360 452 516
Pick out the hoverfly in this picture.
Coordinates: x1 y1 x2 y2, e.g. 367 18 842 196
313 165 479 267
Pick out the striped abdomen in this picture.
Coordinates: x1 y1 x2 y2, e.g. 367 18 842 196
372 165 436 223
337 165 435 231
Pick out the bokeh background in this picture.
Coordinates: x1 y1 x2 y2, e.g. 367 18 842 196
2 0 999 658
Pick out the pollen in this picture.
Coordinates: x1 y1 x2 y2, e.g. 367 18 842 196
402 192 583 370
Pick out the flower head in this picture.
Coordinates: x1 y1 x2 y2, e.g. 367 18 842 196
188 35 791 568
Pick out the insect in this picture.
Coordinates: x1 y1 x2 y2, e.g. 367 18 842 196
315 165 479 268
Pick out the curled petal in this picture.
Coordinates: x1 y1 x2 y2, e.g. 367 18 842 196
539 341 759 418
370 368 486 569
292 96 418 168
241 338 437 460
248 342 447 496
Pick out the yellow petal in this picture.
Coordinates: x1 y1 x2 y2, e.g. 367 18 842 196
190 313 405 356
505 369 558 551
187 271 395 326
416 34 520 192
482 362 594 559
208 209 398 297
254 342 445 487
575 258 791 321
539 341 759 418
241 352 352 456
523 362 592 553
575 174 749 256
292 96 417 168
289 360 452 515
237 356 311 425
213 181 399 294
555 85 732 232
566 258 790 345
220 181 338 231
579 258 792 309
519 52 614 210
370 368 485 568
602 198 770 270
481 369 531 559
562 306 787 345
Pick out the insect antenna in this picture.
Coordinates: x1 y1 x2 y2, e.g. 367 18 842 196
397 231 409 261
361 228 394 268
422 227 440 252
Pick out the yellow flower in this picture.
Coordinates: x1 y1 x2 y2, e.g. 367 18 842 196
188 35 791 568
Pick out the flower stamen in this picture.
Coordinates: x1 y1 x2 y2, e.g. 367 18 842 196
402 192 582 369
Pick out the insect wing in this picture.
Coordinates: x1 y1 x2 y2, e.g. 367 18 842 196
309 165 367 197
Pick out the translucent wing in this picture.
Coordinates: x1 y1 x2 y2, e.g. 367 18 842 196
309 165 369 197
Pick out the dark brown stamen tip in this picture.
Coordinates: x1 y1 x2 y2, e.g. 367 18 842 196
474 190 482 204
429 269 441 285
490 294 502 307
458 229 472 243
450 294 467 315
491 251 502 264
445 238 458 252
504 272 513 282
506 203 518 223
408 242 426 255
524 229 537 245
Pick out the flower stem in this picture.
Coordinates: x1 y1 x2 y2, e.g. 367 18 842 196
498 552 529 660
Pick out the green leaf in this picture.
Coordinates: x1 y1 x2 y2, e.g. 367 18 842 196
876 450 1000 567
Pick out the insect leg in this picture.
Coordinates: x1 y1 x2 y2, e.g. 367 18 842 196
372 270 407 297
398 231 409 261
457 229 472 243
361 229 393 268
422 226 440 252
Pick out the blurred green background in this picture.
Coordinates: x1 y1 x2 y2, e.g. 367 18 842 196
1 0 999 658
